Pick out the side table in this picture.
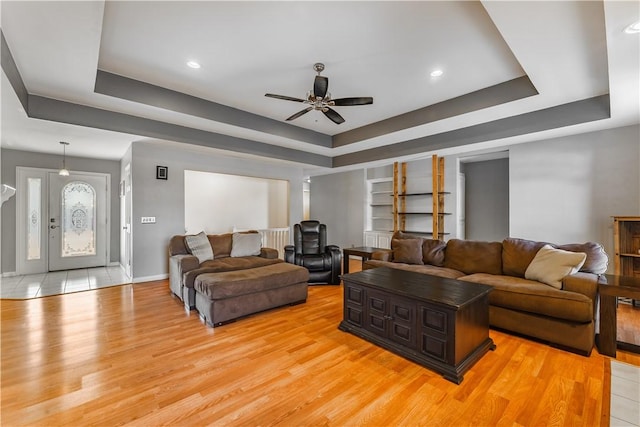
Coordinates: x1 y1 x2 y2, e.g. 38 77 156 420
342 247 387 274
597 274 640 357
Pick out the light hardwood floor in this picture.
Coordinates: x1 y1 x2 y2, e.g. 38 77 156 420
1 261 639 426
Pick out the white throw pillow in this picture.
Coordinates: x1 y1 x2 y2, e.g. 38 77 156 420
525 244 587 289
184 231 213 264
230 232 262 257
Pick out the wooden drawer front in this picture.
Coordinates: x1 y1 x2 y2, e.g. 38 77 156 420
421 334 447 362
389 299 416 348
346 285 364 305
346 306 363 327
422 306 448 335
369 295 386 313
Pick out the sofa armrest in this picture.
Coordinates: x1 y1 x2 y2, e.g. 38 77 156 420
169 254 200 296
325 245 342 284
284 245 295 264
562 272 599 317
371 249 394 262
260 247 279 259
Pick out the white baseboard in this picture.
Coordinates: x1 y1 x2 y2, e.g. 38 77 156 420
132 273 169 284
1 271 18 278
108 261 120 267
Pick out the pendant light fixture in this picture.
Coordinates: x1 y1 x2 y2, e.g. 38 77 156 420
59 141 70 176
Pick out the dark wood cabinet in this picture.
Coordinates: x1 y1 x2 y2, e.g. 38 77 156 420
364 290 416 348
340 267 495 384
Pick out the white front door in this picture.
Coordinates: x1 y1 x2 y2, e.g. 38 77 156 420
48 172 108 271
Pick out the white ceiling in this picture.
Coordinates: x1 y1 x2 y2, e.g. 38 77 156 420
1 1 638 173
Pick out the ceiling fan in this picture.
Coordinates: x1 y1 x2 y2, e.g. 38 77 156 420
265 63 373 125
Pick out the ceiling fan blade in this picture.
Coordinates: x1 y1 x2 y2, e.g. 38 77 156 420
333 97 374 106
265 93 306 103
286 107 313 121
313 76 328 99
323 108 345 124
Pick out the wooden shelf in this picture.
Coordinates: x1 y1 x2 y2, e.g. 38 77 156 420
393 156 447 240
613 216 640 278
620 253 640 258
396 212 451 215
403 230 451 236
395 192 451 196
370 203 393 207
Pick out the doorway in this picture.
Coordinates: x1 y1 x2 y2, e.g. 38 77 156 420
459 153 509 242
16 167 110 275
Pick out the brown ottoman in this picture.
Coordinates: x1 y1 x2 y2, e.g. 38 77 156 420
194 262 309 326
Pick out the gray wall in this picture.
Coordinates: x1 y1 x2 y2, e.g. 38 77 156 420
310 169 365 250
308 125 640 274
510 124 640 266
129 141 305 281
464 158 509 241
1 148 121 273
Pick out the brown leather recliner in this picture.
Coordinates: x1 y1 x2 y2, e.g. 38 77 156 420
284 220 342 285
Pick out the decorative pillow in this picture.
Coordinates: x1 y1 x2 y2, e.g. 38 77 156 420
422 239 447 266
185 231 214 264
230 232 262 257
524 244 587 289
392 238 423 265
502 237 547 278
556 242 609 274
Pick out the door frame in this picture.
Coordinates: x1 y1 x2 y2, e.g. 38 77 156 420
15 166 111 275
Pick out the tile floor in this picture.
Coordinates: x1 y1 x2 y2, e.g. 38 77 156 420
0 267 131 299
611 360 640 426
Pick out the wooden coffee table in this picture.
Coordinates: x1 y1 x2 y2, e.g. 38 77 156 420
339 267 495 384
597 274 640 357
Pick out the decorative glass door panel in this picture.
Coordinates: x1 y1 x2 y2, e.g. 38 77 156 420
49 172 107 271
61 181 97 257
27 177 42 260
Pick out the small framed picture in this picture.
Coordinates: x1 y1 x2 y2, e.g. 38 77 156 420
156 166 168 180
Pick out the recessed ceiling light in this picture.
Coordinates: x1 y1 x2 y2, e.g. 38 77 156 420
430 69 444 78
624 21 640 34
186 61 201 69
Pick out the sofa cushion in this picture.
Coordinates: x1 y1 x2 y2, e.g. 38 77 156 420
364 259 465 279
209 233 233 258
185 231 214 263
502 237 546 278
392 238 423 265
422 239 446 266
231 232 262 257
301 254 330 271
525 245 586 289
556 242 608 274
444 239 503 275
183 257 283 289
195 263 309 300
459 273 593 323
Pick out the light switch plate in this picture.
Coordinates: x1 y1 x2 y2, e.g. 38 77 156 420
141 216 156 224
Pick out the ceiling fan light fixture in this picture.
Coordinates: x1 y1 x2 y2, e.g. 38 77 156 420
265 62 373 124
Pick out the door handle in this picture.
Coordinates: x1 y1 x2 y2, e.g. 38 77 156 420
50 225 58 229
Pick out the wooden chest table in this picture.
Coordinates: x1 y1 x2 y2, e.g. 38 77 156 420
339 267 495 384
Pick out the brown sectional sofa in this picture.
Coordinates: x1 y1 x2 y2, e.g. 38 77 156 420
363 231 609 355
169 232 309 325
